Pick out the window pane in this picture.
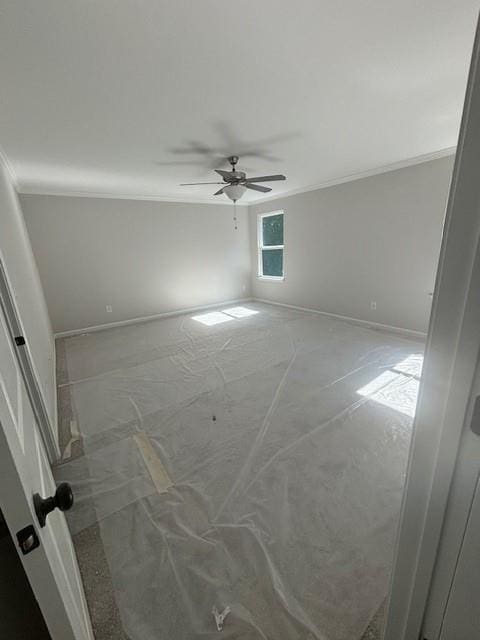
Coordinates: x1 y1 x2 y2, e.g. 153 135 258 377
262 249 283 277
262 214 283 246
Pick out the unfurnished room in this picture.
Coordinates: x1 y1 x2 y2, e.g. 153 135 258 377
1 3 480 640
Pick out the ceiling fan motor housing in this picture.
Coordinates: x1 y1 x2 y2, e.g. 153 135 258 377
225 171 246 183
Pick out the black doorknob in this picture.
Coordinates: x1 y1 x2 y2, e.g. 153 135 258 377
33 483 74 528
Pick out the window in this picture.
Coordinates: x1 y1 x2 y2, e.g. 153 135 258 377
258 211 284 280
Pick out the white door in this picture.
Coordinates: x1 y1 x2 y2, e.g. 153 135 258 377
384 14 480 640
422 368 480 640
439 473 480 639
0 291 93 639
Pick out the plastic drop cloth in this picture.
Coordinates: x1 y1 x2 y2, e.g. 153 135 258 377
54 303 423 640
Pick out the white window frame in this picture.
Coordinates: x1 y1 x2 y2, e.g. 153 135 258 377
257 210 285 281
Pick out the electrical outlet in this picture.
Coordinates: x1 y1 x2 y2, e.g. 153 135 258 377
370 301 377 310
106 305 112 313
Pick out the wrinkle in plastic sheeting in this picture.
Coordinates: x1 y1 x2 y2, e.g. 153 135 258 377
54 303 423 640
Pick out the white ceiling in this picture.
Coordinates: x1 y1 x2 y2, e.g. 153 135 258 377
0 1 478 203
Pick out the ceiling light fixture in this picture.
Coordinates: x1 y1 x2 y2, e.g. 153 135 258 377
223 183 247 202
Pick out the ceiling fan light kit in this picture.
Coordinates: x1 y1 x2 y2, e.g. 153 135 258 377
224 183 247 202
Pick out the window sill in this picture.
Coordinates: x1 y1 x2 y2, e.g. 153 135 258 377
257 276 285 282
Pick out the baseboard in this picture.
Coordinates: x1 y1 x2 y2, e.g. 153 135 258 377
55 296 427 341
54 297 254 338
253 297 427 340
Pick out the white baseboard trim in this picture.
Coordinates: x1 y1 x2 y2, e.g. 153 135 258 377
253 297 427 340
54 297 254 338
55 296 427 341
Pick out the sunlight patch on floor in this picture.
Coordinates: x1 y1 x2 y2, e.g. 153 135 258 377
191 311 235 326
192 307 259 325
222 306 259 318
357 353 424 418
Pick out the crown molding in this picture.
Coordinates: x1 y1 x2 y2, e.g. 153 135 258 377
250 146 457 205
16 186 250 206
13 145 456 207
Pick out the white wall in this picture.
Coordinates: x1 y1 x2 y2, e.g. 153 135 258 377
21 195 251 334
0 161 56 431
20 156 453 338
249 156 455 334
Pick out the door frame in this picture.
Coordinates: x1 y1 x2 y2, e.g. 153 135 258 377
0 421 92 640
0 258 59 462
0 279 94 640
384 13 480 640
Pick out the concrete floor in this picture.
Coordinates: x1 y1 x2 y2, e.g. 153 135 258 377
73 524 129 640
55 340 127 640
54 303 418 639
361 603 385 640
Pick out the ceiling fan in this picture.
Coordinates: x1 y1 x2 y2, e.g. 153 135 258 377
180 155 286 202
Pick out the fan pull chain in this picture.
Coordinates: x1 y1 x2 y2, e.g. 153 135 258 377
233 201 238 230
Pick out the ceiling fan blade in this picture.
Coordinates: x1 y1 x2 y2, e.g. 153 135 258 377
214 187 227 195
245 183 272 193
215 169 233 179
180 182 225 185
245 175 286 183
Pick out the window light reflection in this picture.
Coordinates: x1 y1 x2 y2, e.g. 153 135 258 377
356 353 424 418
192 311 235 326
222 306 259 318
192 307 259 326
